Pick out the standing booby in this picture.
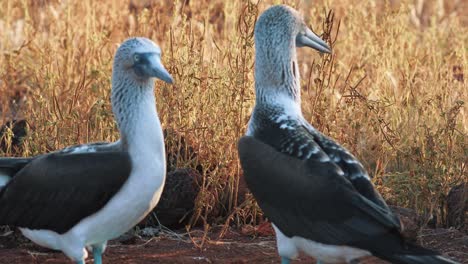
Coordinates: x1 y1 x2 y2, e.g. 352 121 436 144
238 5 458 264
0 37 173 264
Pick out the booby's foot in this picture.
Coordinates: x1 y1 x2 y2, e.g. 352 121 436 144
92 248 102 264
281 257 291 264
92 242 107 264
76 260 85 264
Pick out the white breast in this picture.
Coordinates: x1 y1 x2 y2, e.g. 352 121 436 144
21 101 167 261
72 102 166 245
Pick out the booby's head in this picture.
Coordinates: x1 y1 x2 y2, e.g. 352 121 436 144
111 38 172 135
255 5 331 54
113 37 174 84
253 5 330 104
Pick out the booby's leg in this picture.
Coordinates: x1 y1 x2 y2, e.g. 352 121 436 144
92 241 107 264
316 260 323 264
76 260 85 264
281 257 291 264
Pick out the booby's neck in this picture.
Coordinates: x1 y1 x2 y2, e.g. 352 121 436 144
254 39 301 106
110 70 165 161
247 40 307 137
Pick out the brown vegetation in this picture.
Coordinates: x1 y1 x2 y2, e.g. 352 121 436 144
0 0 466 233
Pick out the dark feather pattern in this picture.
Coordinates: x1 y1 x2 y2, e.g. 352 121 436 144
251 107 329 161
238 136 456 263
301 125 393 209
0 151 131 234
251 107 391 211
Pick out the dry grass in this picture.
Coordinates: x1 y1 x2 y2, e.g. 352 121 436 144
0 0 466 228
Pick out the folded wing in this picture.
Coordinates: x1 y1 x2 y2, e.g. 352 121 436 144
0 151 132 233
238 136 415 256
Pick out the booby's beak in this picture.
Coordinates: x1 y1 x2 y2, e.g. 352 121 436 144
133 52 174 84
147 54 174 84
296 27 331 54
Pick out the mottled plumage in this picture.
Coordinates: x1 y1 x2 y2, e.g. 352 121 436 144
240 5 458 264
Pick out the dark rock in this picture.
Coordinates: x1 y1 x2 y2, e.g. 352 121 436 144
140 168 202 229
390 206 421 242
447 183 467 230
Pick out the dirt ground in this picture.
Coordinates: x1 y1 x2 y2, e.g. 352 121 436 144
0 226 466 264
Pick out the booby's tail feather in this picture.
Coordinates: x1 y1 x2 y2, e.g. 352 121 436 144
388 254 459 264
377 242 459 264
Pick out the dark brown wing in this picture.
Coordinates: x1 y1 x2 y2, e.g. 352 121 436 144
0 151 132 234
238 136 413 256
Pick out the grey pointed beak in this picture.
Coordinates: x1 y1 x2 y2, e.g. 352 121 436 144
133 52 174 84
296 27 331 53
147 55 174 84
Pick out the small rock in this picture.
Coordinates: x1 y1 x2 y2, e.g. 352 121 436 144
115 231 142 245
138 227 160 237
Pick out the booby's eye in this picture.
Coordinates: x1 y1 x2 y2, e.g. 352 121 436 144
133 54 140 63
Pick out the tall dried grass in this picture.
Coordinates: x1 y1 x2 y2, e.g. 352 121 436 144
0 0 466 228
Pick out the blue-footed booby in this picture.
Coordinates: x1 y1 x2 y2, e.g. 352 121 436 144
238 5 458 264
0 37 173 264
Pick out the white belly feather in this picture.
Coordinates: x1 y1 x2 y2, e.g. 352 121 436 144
21 152 166 261
273 224 371 263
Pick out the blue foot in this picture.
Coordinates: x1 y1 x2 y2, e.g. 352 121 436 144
93 250 102 264
76 260 85 264
281 257 291 264
92 241 107 264
316 260 323 264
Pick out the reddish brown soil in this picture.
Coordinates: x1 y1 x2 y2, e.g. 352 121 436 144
0 227 466 264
